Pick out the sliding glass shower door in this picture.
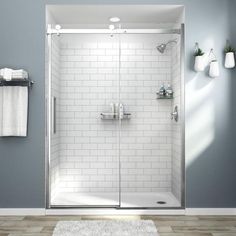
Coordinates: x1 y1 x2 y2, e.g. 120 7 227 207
119 33 183 208
49 33 120 207
48 28 184 208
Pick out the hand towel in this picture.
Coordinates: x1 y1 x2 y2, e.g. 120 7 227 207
0 86 28 136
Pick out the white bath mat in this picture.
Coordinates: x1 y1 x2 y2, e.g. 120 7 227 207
52 220 159 236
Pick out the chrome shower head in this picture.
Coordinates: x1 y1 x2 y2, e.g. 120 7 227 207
156 39 177 54
156 44 166 54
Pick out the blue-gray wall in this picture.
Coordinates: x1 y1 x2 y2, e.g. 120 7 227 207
0 0 235 208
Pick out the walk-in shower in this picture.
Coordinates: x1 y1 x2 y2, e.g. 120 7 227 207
46 5 185 209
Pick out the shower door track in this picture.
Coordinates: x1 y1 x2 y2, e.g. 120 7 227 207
45 24 185 210
47 27 181 35
49 206 185 210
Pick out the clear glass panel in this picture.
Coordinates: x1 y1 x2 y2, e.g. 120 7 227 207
50 33 120 206
49 34 61 205
119 33 182 208
49 31 183 208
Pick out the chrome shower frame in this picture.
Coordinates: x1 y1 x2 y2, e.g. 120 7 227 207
45 24 185 210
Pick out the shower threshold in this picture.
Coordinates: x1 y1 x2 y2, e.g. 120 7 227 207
51 192 180 208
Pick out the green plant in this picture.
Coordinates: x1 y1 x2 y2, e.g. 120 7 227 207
224 45 235 53
194 48 205 57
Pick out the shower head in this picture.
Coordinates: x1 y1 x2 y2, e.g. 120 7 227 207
156 44 166 54
156 39 177 54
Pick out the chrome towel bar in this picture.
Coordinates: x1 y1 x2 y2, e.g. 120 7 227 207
0 79 34 88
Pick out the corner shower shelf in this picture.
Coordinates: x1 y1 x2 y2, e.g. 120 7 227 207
101 112 131 120
0 78 34 87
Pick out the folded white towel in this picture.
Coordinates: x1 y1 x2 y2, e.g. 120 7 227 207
12 70 28 75
13 69 25 73
13 72 27 75
0 86 28 136
12 73 28 79
0 68 28 80
12 69 28 79
0 68 13 81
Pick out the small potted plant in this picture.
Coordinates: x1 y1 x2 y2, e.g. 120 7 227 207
194 47 205 72
224 45 235 69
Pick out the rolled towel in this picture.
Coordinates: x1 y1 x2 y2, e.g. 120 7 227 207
0 68 28 80
12 69 28 79
0 69 3 78
13 69 25 73
12 74 28 79
0 68 13 81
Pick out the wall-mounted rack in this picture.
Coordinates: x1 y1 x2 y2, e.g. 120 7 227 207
101 112 131 120
0 78 34 88
156 92 173 99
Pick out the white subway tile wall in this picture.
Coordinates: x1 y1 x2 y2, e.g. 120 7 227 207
58 35 120 194
49 33 182 203
120 34 172 193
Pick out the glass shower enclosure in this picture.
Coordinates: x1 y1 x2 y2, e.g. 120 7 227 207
46 26 185 209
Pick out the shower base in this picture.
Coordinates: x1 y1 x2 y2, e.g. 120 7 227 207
51 192 180 208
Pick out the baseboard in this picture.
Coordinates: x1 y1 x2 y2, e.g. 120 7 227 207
186 208 236 215
1 208 236 216
46 209 185 215
0 208 45 215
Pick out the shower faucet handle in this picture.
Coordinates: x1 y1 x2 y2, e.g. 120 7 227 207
171 106 178 122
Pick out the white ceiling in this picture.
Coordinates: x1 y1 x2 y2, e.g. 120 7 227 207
47 5 184 27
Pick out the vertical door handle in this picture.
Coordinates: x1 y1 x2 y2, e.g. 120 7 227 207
52 96 56 134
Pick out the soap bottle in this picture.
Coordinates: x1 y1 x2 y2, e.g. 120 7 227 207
115 103 119 118
165 84 173 98
119 103 124 120
158 84 166 97
110 103 115 117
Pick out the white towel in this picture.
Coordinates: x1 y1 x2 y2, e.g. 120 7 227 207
0 86 28 136
12 74 28 79
0 68 13 81
0 68 28 80
12 69 28 79
13 69 25 74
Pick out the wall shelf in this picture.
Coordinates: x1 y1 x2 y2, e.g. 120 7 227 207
157 96 173 100
101 112 131 120
156 93 173 100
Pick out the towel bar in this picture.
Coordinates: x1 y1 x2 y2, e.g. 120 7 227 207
0 79 34 87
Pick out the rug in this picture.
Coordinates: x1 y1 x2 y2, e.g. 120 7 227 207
52 220 159 236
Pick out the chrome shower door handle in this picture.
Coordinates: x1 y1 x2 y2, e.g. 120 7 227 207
171 106 178 122
52 96 56 134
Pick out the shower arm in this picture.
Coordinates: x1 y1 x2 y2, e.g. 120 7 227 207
166 39 177 46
